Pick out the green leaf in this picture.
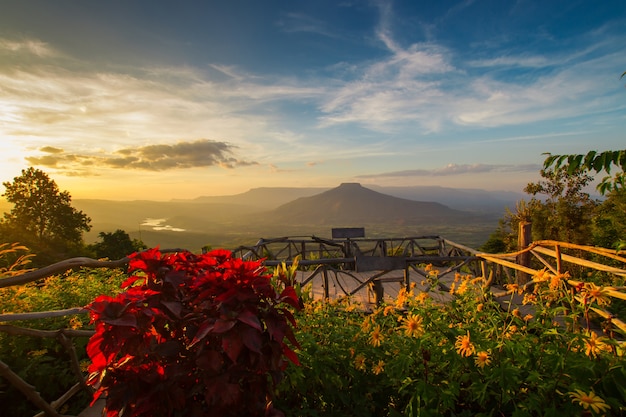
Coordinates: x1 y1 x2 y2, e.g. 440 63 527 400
593 152 606 172
567 154 583 175
583 150 597 169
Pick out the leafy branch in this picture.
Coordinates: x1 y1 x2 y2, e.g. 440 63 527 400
543 150 626 195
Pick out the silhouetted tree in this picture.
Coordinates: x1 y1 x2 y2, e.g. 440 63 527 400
89 229 146 260
0 167 91 264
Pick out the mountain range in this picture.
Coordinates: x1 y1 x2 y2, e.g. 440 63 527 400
1 183 523 250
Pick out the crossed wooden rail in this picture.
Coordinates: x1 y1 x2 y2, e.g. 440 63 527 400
1 239 625 416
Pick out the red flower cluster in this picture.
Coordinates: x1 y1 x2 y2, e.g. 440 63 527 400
86 248 301 417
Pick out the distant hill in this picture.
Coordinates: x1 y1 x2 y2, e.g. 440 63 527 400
367 185 521 214
178 187 327 209
265 183 471 226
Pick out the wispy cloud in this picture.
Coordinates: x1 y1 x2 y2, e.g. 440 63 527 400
277 12 341 39
357 163 541 179
25 139 257 175
0 38 58 58
317 6 624 133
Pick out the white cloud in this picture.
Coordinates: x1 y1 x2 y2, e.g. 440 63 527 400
0 38 58 57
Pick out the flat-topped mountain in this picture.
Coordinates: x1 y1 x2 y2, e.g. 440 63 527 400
267 183 470 226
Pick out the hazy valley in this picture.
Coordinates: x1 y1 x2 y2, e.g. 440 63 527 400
46 183 521 252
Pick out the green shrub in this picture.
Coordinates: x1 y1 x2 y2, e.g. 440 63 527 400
276 268 626 416
0 267 127 416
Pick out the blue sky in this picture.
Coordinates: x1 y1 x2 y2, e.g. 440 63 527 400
1 0 624 200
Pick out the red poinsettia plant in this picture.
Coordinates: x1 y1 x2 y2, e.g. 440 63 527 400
85 248 301 417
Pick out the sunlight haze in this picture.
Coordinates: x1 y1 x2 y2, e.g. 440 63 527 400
1 0 624 200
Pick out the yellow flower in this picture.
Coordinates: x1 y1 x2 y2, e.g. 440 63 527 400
354 354 366 371
361 316 372 332
512 308 522 318
415 292 429 304
401 313 424 338
372 360 385 375
504 325 518 339
456 280 469 295
504 283 522 294
455 331 475 357
383 305 395 316
395 288 408 308
582 283 612 306
569 389 610 414
522 293 537 305
369 325 384 347
584 331 608 358
476 303 484 312
449 282 456 295
523 314 533 322
549 271 569 291
532 268 550 283
474 351 491 369
424 264 433 272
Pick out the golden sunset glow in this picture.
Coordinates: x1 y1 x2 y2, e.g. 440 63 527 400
0 2 623 200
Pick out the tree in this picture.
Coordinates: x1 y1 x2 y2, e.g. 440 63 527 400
483 167 597 252
0 167 91 264
523 166 597 244
89 229 146 260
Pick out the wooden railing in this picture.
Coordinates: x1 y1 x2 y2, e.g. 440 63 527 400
1 238 625 416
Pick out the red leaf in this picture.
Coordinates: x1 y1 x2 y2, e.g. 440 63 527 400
120 274 144 289
278 286 299 307
222 332 243 363
237 309 262 331
282 344 300 366
213 318 236 333
105 313 137 327
188 320 214 348
240 325 263 353
196 350 224 373
160 300 183 318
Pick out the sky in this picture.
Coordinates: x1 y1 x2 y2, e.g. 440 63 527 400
1 0 625 201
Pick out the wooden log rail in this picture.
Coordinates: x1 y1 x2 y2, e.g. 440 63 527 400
476 240 626 335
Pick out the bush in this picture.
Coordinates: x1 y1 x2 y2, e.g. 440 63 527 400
85 248 301 417
276 268 626 416
0 264 127 416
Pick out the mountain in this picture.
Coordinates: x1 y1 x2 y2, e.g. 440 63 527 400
265 183 471 226
177 187 328 209
182 185 521 214
367 185 522 213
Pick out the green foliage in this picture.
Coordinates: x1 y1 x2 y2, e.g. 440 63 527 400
486 167 599 254
88 229 146 260
543 150 626 195
591 189 626 251
523 167 597 245
276 270 626 416
0 267 127 417
3 247 626 416
0 167 91 265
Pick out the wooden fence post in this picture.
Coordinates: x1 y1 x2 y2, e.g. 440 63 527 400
516 221 532 284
